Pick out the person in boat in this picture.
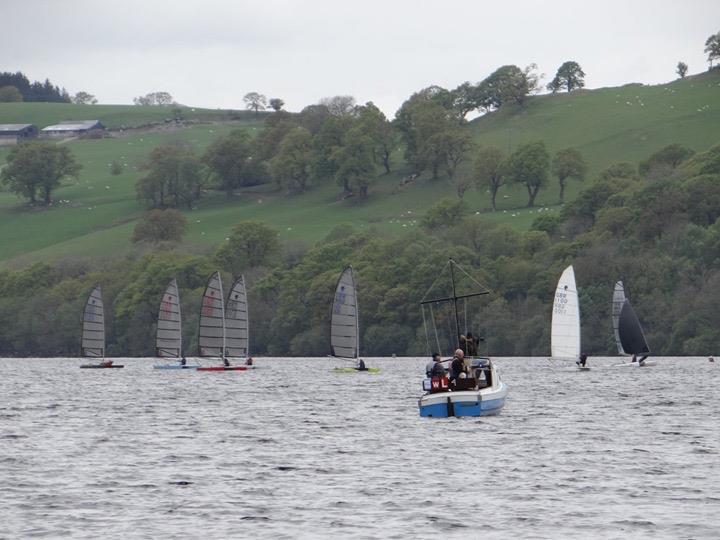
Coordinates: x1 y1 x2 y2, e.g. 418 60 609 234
428 353 446 377
710 356 715 363
449 349 467 382
576 353 588 367
245 357 254 366
631 354 637 363
460 333 480 357
223 357 231 367
356 358 368 371
426 353 441 376
99 360 113 367
179 357 187 366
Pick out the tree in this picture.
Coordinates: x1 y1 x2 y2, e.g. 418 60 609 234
552 148 587 203
421 198 468 229
450 81 481 118
354 102 396 174
639 143 695 176
479 64 539 109
676 61 688 78
430 128 473 181
319 95 356 116
394 89 461 177
705 31 720 68
332 126 377 198
136 142 203 209
0 85 23 102
243 92 267 114
215 221 280 275
547 61 585 93
0 143 81 205
298 104 330 134
269 127 314 193
269 98 284 111
131 209 188 244
133 92 174 106
505 141 550 207
110 160 124 175
72 91 97 105
473 147 507 211
202 129 260 195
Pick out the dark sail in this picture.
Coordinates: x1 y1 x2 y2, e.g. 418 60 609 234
618 300 650 355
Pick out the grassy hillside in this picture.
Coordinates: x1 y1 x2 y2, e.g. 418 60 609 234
473 70 720 197
1 71 719 267
0 102 260 129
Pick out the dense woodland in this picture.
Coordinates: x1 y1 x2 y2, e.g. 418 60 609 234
1 141 720 357
0 71 70 103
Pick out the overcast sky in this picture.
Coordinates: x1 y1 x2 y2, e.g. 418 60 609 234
3 0 719 115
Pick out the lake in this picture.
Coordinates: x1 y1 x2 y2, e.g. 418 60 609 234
1 357 718 539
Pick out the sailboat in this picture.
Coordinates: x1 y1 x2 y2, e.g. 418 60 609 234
330 265 378 373
225 275 254 368
79 285 123 368
153 278 199 369
418 259 507 417
616 294 655 367
196 271 247 371
551 265 586 370
612 281 627 356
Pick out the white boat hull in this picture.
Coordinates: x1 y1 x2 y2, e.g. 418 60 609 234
418 381 508 418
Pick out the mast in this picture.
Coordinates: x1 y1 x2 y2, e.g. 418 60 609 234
449 258 461 349
352 266 359 359
177 279 183 358
219 274 226 363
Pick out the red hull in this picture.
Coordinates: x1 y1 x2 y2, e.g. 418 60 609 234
196 366 248 371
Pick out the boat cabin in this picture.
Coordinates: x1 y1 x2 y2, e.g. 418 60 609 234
424 358 493 393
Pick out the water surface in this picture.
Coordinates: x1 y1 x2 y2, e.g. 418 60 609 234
1 357 718 539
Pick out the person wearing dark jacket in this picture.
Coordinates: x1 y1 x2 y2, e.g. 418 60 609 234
449 349 466 382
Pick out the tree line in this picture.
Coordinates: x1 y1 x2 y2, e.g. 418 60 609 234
1 140 719 357
0 71 70 103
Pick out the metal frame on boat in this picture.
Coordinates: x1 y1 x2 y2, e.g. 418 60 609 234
418 259 507 417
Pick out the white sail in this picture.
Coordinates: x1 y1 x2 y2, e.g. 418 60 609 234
198 272 225 358
225 276 249 358
612 281 627 355
330 266 359 359
81 285 105 358
551 265 581 360
156 278 182 358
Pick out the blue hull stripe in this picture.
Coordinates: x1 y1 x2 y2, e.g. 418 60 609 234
419 396 506 418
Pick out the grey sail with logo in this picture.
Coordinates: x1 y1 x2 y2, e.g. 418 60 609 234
330 266 359 359
198 272 225 358
156 278 182 358
81 285 105 358
225 275 249 359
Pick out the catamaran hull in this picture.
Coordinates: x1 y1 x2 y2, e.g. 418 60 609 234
418 382 508 418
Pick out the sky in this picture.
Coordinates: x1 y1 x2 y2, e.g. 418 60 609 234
2 0 719 116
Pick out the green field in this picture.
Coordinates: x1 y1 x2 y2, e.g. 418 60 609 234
0 102 262 129
1 70 719 267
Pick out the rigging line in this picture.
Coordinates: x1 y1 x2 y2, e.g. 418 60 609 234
421 305 431 356
453 261 494 295
463 297 468 335
420 260 452 303
429 304 441 355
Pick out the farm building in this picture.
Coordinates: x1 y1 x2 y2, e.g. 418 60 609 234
41 120 105 138
0 124 38 146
